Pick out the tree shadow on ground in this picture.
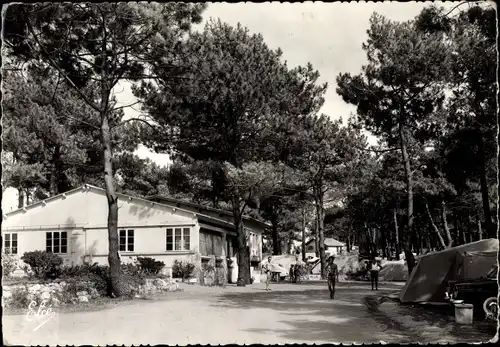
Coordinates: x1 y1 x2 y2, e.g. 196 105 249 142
212 285 413 343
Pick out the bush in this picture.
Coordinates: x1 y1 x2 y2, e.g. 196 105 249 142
172 260 195 280
2 249 17 277
9 286 29 309
136 257 165 275
21 251 63 280
121 263 146 289
59 263 111 296
346 268 369 281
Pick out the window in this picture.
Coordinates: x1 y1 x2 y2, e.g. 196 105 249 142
166 227 190 251
119 229 134 252
46 232 67 254
4 233 18 254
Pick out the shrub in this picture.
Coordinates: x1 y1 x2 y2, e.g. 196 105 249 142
121 262 146 288
346 267 369 281
2 249 17 277
9 286 29 309
172 260 195 280
21 264 35 279
21 251 63 280
59 263 111 296
136 257 165 275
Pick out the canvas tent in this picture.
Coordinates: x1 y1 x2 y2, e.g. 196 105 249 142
310 252 362 279
399 238 499 303
261 254 303 275
379 260 408 282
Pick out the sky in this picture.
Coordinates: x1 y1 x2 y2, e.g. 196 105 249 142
2 1 451 213
117 1 451 163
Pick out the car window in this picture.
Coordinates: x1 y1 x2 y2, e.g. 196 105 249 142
486 266 498 279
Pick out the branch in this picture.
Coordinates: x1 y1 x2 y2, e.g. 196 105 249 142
21 9 101 113
113 117 156 130
353 144 400 153
440 199 453 247
111 101 141 112
443 1 481 17
424 201 447 249
49 72 62 104
57 114 100 130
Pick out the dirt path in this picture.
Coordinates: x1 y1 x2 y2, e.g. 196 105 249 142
2 281 495 345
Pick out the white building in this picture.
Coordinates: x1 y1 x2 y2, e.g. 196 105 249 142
1 184 266 282
305 237 346 258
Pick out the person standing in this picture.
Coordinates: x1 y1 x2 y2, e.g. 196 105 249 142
294 263 301 283
263 256 273 291
326 255 339 299
289 264 295 283
370 259 381 290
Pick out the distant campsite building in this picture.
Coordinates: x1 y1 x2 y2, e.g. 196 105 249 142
305 237 345 257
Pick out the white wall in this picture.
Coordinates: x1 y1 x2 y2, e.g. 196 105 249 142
2 188 89 229
2 186 266 273
84 225 199 268
2 187 200 266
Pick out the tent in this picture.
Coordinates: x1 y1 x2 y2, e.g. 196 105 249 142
379 260 408 282
310 252 361 279
399 238 499 303
261 254 304 275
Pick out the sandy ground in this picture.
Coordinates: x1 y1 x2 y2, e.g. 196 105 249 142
3 281 496 345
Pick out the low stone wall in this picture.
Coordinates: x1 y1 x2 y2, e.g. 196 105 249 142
134 278 180 296
2 280 100 308
2 277 180 308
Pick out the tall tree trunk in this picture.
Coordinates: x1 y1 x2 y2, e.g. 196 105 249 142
457 214 466 245
393 209 401 261
314 184 326 279
101 108 125 297
271 213 280 255
477 134 493 236
289 237 294 255
221 232 228 287
17 189 25 209
466 212 472 243
301 207 306 261
399 118 415 275
381 227 387 259
425 202 446 249
426 231 431 253
25 188 31 206
441 200 453 248
49 146 61 196
478 216 483 240
314 211 320 257
232 196 251 286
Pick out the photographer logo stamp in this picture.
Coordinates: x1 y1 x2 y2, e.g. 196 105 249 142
26 299 56 332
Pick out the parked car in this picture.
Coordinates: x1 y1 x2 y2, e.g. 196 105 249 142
445 265 498 319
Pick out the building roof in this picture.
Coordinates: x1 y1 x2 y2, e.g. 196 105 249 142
325 238 345 247
306 237 345 247
149 194 270 228
3 184 267 231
